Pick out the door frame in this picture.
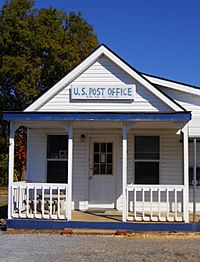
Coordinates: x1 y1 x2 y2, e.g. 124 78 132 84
88 135 118 208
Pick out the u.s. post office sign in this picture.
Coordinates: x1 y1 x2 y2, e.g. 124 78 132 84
71 85 135 100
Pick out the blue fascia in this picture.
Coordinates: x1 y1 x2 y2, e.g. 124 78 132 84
6 219 200 232
3 112 191 122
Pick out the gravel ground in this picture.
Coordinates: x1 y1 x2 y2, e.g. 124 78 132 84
0 232 200 262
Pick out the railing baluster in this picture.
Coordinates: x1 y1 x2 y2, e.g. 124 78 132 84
58 187 60 218
50 186 52 217
26 185 29 217
134 188 137 220
15 187 18 215
174 188 177 221
34 187 37 217
42 186 44 218
150 188 152 220
18 186 22 217
158 188 161 221
166 188 169 221
126 188 128 220
142 188 144 220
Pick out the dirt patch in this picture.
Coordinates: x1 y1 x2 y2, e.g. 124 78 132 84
121 231 200 240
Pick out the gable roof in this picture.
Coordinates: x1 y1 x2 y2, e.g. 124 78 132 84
25 44 185 112
142 73 200 96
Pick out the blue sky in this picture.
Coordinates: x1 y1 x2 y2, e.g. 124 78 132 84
1 0 200 86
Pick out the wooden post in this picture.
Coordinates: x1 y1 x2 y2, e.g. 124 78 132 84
182 124 189 223
193 138 197 222
67 123 73 221
8 122 15 219
122 122 127 222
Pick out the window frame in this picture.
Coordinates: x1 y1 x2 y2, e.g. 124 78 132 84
134 135 160 184
93 142 113 176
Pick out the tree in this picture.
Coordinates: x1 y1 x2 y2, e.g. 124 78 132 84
0 0 99 184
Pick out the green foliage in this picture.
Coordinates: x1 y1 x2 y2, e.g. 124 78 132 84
0 0 99 184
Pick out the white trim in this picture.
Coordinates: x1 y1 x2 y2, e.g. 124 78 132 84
8 122 19 220
122 122 128 222
67 123 73 220
8 123 15 219
182 124 189 222
25 45 183 112
143 74 200 96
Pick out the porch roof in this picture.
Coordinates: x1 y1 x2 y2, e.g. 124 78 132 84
4 111 191 122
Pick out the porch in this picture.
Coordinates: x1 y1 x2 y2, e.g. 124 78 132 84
4 112 191 223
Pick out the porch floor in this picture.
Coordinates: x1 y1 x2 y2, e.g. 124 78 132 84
71 210 200 223
72 210 122 222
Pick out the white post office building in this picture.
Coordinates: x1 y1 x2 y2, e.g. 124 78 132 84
4 45 200 229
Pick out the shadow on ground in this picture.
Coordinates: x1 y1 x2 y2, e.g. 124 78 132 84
0 205 7 231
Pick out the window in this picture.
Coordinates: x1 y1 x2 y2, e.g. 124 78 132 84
93 143 113 175
134 136 159 184
47 135 68 183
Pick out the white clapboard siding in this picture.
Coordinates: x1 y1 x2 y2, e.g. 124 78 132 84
159 87 200 137
72 131 88 210
38 56 171 112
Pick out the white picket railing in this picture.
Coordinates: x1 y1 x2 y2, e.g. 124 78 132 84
11 182 69 220
126 184 185 222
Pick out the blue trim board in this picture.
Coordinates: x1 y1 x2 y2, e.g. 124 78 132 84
4 112 191 122
6 219 200 232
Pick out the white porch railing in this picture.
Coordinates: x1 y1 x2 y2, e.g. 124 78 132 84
11 182 69 220
126 185 185 222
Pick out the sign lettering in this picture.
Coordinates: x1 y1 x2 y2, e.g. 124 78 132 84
71 86 135 100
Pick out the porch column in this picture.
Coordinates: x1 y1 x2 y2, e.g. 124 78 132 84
122 122 127 222
182 124 189 222
193 138 197 222
8 122 16 219
67 123 73 221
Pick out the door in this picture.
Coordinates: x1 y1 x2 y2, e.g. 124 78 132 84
89 139 116 208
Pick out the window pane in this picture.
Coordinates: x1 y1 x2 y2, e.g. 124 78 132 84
47 161 68 183
135 162 159 184
100 164 106 174
94 143 99 153
94 154 99 163
107 164 112 174
107 143 112 153
135 136 159 160
47 135 68 159
106 154 112 163
101 143 106 153
100 153 106 163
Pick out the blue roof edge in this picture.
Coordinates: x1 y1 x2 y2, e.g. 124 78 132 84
3 112 191 122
